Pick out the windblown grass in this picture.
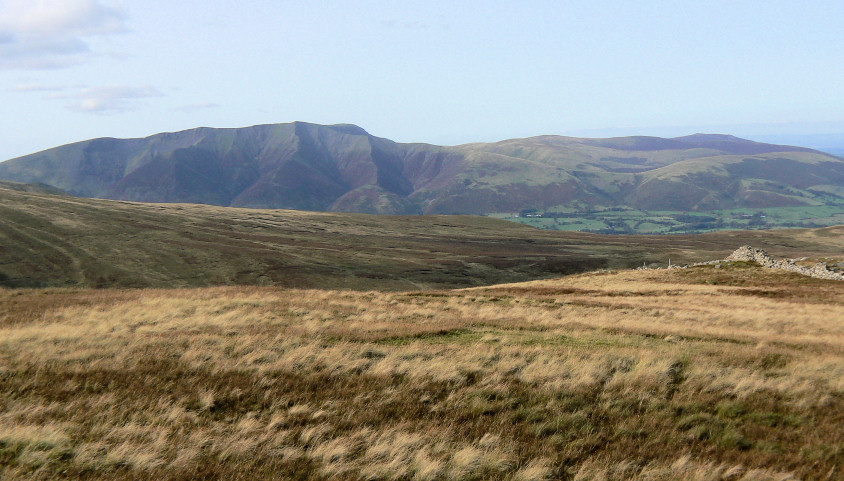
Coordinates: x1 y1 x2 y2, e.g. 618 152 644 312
0 264 842 479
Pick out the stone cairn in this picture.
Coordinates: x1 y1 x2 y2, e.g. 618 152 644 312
725 245 844 280
639 245 844 281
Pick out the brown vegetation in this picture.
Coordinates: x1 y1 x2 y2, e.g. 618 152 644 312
1 263 842 479
2 184 844 291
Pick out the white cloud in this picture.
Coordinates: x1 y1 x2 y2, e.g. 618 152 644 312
174 101 220 112
63 85 162 114
0 0 125 69
380 19 430 30
7 82 67 92
10 80 162 113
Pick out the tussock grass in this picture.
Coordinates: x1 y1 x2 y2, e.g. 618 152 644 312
0 265 842 479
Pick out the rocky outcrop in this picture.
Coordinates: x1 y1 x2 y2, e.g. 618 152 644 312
726 245 844 280
639 245 844 281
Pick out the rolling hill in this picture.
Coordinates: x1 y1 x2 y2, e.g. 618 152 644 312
1 182 843 289
1 122 843 215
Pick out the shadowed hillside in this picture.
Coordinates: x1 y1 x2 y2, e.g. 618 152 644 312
1 182 843 289
1 123 842 215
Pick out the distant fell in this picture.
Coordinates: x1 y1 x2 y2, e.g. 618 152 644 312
1 122 842 214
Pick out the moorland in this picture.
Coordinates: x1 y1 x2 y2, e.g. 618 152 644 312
2 182 844 290
1 179 843 480
1 263 842 480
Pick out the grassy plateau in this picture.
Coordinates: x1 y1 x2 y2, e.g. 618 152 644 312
1 264 843 480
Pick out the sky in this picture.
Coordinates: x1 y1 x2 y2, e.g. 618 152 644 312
1 0 843 160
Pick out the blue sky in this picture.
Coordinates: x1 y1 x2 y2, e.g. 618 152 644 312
1 0 843 160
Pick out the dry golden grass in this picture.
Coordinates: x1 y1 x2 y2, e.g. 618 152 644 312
0 263 842 480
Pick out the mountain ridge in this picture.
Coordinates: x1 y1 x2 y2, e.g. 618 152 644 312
1 122 842 215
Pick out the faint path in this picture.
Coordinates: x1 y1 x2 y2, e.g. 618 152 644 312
0 215 87 285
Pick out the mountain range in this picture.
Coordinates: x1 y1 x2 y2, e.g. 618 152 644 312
1 122 843 215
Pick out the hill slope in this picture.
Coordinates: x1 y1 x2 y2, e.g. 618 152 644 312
1 123 843 214
1 184 842 289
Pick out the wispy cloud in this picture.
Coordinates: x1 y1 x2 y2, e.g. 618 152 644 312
0 0 126 70
380 19 430 30
62 85 163 114
174 101 220 113
380 14 450 31
10 81 163 113
7 82 67 92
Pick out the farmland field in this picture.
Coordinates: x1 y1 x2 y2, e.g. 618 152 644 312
497 203 844 234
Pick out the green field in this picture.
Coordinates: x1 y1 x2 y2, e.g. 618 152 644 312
496 203 844 234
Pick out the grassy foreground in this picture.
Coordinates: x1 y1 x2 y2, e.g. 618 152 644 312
1 264 842 480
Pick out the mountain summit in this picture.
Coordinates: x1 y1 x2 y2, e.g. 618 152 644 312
1 122 842 214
